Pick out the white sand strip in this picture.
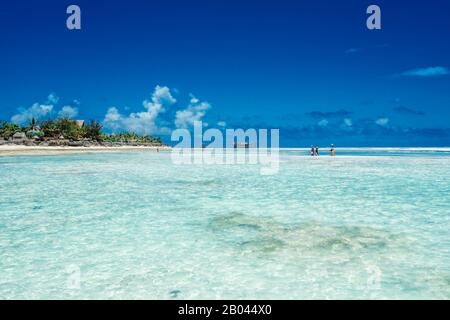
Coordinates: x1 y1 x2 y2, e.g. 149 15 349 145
0 145 171 156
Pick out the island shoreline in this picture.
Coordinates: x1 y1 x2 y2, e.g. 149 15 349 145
0 144 171 156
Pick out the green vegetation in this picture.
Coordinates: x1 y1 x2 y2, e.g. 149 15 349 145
0 118 163 145
103 132 162 144
41 118 82 140
0 121 22 139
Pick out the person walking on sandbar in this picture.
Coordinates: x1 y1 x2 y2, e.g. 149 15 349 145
311 145 315 158
330 144 335 157
315 146 319 158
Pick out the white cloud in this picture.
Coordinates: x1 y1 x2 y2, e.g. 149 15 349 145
375 118 389 126
317 119 328 127
47 92 59 104
102 86 213 134
217 121 227 127
103 107 122 132
343 118 353 126
58 105 79 119
340 118 354 131
398 66 449 77
11 92 84 124
174 94 211 129
190 96 199 104
103 85 176 135
11 103 54 124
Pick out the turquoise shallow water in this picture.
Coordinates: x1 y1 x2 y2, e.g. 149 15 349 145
0 149 449 299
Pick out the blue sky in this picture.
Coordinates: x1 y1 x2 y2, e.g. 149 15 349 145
0 0 449 146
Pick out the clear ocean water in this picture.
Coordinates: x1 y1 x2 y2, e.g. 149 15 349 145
0 149 449 299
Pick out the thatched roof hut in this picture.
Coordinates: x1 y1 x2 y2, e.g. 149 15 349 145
75 120 85 128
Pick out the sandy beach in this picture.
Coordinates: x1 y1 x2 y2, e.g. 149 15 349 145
0 144 171 156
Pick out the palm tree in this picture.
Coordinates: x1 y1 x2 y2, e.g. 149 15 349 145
83 120 103 141
40 119 59 138
28 117 37 130
0 121 22 139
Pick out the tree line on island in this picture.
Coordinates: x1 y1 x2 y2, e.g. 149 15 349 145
0 117 163 145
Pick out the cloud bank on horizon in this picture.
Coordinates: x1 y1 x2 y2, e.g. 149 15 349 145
9 86 217 136
7 78 450 146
